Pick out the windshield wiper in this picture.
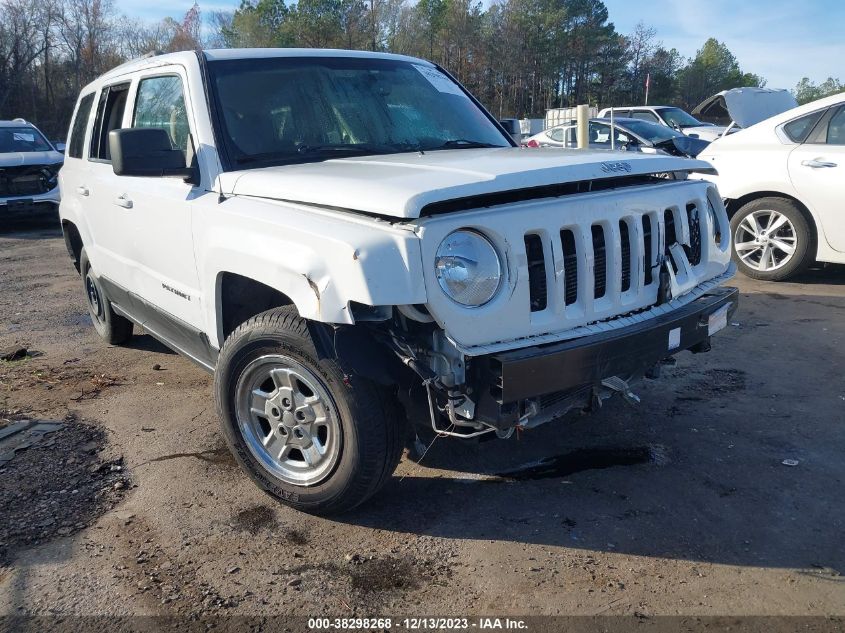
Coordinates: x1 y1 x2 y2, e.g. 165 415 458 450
296 143 400 155
431 139 503 150
235 143 402 165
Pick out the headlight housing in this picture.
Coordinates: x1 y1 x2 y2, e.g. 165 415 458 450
434 230 502 307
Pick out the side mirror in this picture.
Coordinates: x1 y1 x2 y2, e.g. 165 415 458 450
52 142 66 154
109 128 198 184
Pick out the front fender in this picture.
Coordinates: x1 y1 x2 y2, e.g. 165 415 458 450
193 195 426 347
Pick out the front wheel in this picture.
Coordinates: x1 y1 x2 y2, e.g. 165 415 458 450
730 197 814 281
214 307 404 515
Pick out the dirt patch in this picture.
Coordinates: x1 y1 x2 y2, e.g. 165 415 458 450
0 358 125 415
701 368 747 394
0 414 129 565
347 556 424 593
232 505 278 534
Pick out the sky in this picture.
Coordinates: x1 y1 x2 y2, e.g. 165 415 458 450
602 0 844 89
118 0 843 90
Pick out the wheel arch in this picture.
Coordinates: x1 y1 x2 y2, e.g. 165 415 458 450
61 220 84 273
217 271 299 342
725 191 819 241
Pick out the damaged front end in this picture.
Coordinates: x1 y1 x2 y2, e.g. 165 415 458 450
354 283 737 442
0 163 61 199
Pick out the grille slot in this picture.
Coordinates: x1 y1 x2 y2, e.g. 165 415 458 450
619 220 631 292
591 224 607 299
560 229 578 305
685 203 702 265
664 209 678 273
524 234 547 312
642 214 653 286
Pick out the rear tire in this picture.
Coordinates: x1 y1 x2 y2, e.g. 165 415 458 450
730 197 814 281
214 307 404 515
79 247 133 345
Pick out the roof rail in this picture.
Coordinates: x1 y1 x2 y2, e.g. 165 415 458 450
12 117 27 124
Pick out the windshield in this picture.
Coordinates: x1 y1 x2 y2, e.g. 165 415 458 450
0 126 53 153
207 56 511 168
659 108 705 128
614 119 683 143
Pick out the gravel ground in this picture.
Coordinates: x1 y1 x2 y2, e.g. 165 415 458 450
1 224 844 622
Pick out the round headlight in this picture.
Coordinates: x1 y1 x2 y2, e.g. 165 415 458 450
434 230 502 307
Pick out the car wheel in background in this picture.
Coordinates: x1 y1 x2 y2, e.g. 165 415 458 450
730 197 814 281
79 247 134 344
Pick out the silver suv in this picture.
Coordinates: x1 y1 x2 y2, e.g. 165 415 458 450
1 119 63 220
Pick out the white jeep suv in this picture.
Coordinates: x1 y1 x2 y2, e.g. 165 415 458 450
60 49 738 514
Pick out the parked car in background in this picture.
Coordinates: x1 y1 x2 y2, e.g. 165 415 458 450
699 92 845 280
597 106 727 142
1 118 63 221
693 87 797 133
523 117 709 158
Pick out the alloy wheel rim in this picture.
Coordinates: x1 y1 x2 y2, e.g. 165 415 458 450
235 354 341 486
733 210 797 272
85 274 104 321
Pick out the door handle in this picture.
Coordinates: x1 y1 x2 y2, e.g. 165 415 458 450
76 185 89 196
113 194 133 209
801 159 837 168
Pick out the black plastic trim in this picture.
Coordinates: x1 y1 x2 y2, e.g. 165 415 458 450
489 286 739 403
99 276 218 372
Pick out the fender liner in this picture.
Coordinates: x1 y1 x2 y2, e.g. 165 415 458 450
307 321 411 387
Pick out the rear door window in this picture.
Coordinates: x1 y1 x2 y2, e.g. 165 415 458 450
632 110 659 123
68 93 95 158
89 82 130 162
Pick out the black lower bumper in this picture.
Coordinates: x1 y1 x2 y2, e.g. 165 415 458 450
473 286 739 426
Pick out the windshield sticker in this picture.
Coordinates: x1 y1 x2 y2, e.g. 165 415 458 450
13 133 35 142
414 64 468 98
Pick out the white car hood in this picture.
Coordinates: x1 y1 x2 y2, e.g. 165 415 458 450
0 150 63 168
694 88 798 129
219 148 711 219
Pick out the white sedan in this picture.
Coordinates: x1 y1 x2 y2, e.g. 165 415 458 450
700 92 845 280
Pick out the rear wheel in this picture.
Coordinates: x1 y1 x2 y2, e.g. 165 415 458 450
214 307 404 515
730 197 814 281
79 247 133 345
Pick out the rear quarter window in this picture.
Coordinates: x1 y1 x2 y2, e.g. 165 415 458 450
783 110 824 143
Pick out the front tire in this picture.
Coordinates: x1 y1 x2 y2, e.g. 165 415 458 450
214 307 403 515
79 247 133 345
730 197 814 281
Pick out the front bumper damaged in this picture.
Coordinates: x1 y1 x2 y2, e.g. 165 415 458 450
470 286 739 430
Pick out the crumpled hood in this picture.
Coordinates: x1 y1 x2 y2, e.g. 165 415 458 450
681 125 727 142
0 150 63 168
219 147 713 219
693 88 798 129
